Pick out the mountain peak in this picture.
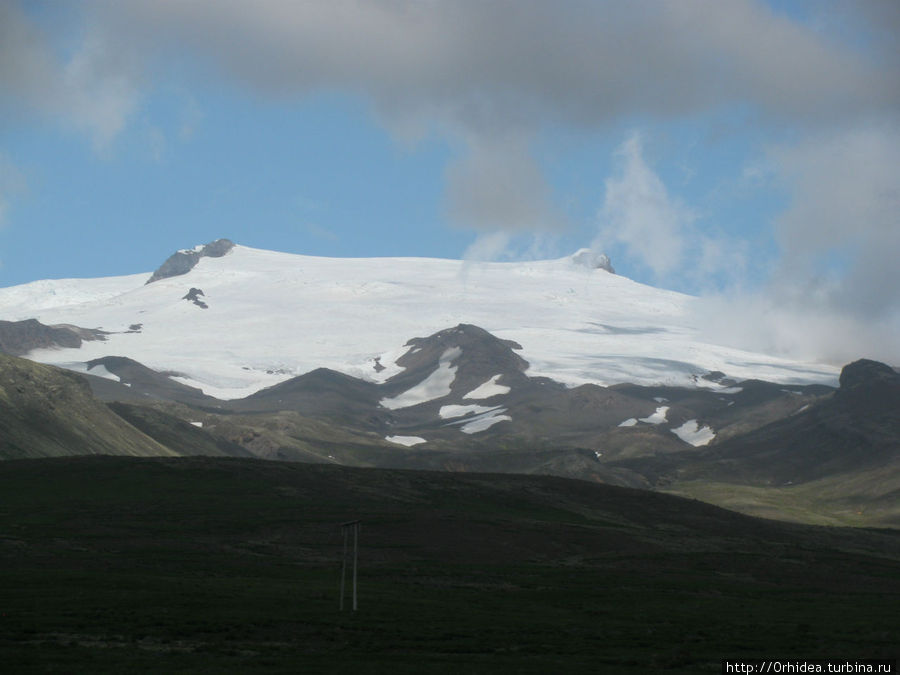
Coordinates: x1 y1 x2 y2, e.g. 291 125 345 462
569 248 614 273
146 239 235 284
382 323 529 400
838 359 900 391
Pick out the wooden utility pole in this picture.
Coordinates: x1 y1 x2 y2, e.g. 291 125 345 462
340 520 360 611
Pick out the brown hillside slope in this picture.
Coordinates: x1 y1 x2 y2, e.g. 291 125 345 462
0 352 175 460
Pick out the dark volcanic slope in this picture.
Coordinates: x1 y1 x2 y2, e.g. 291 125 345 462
612 378 833 442
85 356 224 409
0 353 262 461
0 352 174 460
71 323 837 460
231 367 384 425
670 359 900 485
0 318 106 356
381 323 530 398
107 402 254 459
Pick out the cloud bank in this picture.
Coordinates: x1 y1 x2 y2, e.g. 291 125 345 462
1 1 138 151
698 124 900 366
79 0 895 234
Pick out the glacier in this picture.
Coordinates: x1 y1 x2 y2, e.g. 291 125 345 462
0 244 839 400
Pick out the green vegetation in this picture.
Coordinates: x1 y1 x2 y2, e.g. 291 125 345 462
1 456 898 673
664 462 900 528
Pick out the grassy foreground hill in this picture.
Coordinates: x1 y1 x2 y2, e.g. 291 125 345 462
0 352 175 459
1 456 897 673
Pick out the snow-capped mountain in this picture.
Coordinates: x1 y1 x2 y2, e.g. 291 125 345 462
1 242 895 526
0 240 838 401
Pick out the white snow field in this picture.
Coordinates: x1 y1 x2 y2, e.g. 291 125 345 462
639 406 670 425
385 435 428 447
439 404 500 420
462 375 511 400
380 347 461 410
0 244 839 399
446 407 512 434
671 420 716 447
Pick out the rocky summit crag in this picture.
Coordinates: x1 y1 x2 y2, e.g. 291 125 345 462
145 238 235 284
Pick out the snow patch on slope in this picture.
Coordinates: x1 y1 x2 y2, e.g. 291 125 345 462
380 347 461 410
386 435 427 447
671 420 715 446
369 345 410 383
459 408 511 434
443 405 511 433
463 374 511 400
439 403 499 420
639 406 669 424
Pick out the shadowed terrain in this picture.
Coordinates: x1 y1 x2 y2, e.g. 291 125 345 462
2 342 897 528
1 456 897 673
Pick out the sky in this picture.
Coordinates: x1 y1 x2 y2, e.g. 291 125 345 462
1 0 898 365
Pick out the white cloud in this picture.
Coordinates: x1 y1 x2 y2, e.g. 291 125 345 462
91 0 895 127
769 125 900 318
695 234 749 289
81 0 897 249
445 133 562 233
596 133 693 279
462 232 513 263
62 35 139 152
1 1 138 151
595 133 749 289
695 287 900 367
696 125 900 366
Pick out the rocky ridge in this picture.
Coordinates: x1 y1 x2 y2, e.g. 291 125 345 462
145 238 235 284
0 318 107 356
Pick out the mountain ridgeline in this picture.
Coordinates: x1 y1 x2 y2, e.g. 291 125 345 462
0 314 896 527
0 240 896 528
0 318 107 356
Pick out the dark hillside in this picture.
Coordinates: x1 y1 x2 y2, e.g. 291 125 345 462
0 353 174 460
611 360 900 527
694 359 900 485
1 456 897 673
